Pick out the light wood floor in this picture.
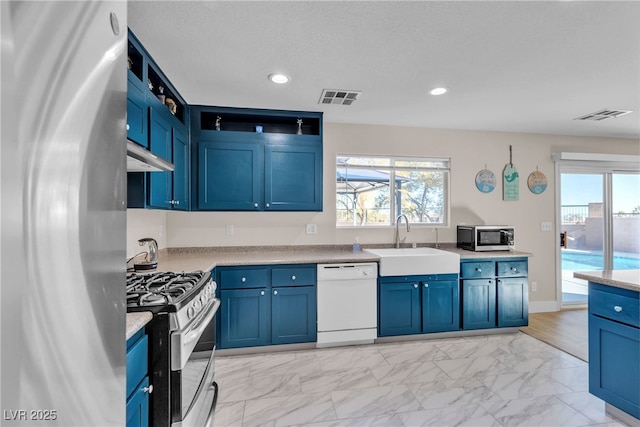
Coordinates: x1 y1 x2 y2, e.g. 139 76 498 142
520 308 589 362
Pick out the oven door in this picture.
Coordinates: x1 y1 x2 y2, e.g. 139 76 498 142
171 299 220 426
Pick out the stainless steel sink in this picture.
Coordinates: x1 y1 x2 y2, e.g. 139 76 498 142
364 247 460 276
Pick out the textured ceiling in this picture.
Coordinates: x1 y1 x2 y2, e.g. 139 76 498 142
129 1 640 141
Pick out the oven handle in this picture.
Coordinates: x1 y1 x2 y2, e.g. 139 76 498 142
203 382 219 427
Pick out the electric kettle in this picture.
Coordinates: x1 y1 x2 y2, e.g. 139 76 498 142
134 237 158 271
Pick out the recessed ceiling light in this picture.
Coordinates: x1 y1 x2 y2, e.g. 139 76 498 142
268 73 290 84
429 87 448 96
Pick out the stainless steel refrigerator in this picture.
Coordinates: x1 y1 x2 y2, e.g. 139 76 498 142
1 1 127 425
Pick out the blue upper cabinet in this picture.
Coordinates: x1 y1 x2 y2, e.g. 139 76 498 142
126 36 148 147
127 30 190 210
198 136 263 210
265 142 322 211
191 106 323 212
147 106 190 210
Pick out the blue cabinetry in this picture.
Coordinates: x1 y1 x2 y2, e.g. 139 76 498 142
588 282 640 419
126 329 150 427
191 107 323 212
460 257 528 330
127 30 190 210
378 274 459 337
216 264 317 349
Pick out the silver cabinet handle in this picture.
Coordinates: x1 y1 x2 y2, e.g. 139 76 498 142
254 203 259 208
424 283 429 288
291 275 296 281
413 284 418 288
273 290 278 295
260 290 265 296
175 200 180 205
476 268 482 272
614 306 623 312
143 385 153 394
241 277 246 282
126 124 130 131
511 267 517 271
266 203 270 208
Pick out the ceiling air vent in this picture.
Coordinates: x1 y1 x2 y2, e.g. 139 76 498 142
319 89 361 106
573 109 633 121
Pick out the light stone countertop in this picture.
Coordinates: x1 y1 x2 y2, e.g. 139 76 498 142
149 244 532 273
573 269 640 293
126 311 153 341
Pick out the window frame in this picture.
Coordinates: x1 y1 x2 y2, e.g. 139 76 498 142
336 154 451 228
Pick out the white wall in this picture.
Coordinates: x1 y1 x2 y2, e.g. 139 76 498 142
127 122 639 306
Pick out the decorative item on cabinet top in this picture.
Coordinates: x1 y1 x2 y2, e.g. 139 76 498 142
198 109 321 135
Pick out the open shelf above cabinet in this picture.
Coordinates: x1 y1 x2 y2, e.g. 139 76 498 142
200 110 321 136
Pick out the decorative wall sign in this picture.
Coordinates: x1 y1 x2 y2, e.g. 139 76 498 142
527 168 548 194
475 167 496 193
503 145 519 201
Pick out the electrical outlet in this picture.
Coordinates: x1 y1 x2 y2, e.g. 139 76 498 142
541 221 553 231
531 281 537 292
225 225 234 236
306 224 317 235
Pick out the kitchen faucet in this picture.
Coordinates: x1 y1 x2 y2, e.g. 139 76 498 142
395 214 410 248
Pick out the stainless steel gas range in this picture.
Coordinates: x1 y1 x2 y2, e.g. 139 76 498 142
127 270 220 426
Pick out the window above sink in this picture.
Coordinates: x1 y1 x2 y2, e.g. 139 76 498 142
336 155 450 227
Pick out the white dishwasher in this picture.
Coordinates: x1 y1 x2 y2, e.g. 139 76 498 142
316 263 378 348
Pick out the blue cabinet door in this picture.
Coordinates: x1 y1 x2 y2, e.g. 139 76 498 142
127 71 148 148
172 125 189 210
126 376 149 427
589 314 640 418
264 141 322 211
220 288 269 348
379 281 421 336
148 107 173 209
198 139 263 210
497 278 528 327
462 279 496 330
422 279 460 333
271 286 317 344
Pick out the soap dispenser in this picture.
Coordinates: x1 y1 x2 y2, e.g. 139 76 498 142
353 237 361 252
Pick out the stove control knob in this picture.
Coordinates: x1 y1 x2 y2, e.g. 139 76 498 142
187 306 196 319
194 300 202 312
200 294 207 306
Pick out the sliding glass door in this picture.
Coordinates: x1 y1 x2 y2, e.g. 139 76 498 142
560 173 604 304
560 169 640 306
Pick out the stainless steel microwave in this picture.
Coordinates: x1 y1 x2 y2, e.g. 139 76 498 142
457 225 515 251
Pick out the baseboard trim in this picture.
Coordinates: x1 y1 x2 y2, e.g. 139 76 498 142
529 300 560 313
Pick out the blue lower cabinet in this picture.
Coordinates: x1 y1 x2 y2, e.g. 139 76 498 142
422 279 460 333
126 376 149 427
220 288 270 348
126 329 149 427
217 264 317 349
271 286 317 344
379 274 459 337
379 281 421 336
462 279 497 330
588 283 640 419
497 278 528 327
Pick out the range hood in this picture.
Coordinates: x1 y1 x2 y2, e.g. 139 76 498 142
127 140 174 172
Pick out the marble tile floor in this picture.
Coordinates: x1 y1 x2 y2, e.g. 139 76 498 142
212 332 630 427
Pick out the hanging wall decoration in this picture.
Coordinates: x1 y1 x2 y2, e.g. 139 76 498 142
527 167 548 194
475 165 496 193
503 145 519 201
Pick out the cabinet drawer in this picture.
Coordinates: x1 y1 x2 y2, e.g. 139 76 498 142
461 261 495 279
590 287 639 328
220 268 269 289
497 260 528 277
126 333 148 398
272 265 316 286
